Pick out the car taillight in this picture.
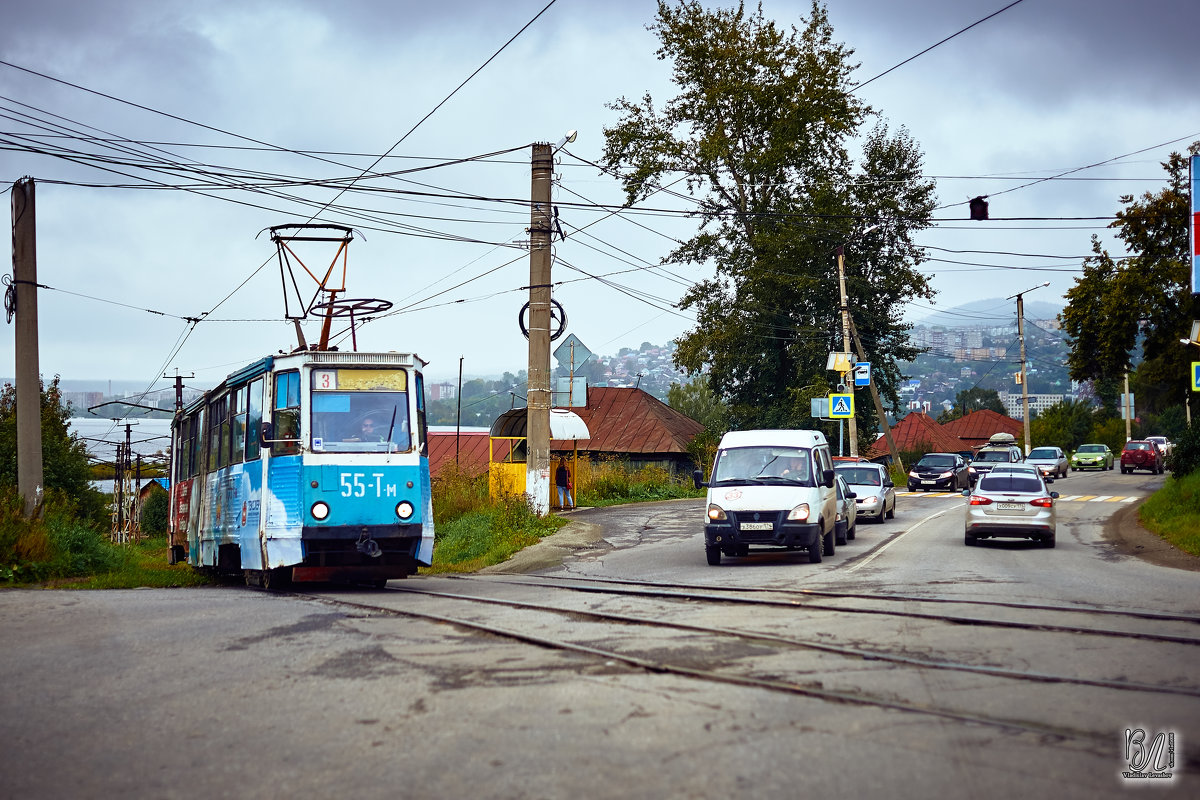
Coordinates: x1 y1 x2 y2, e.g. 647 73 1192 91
1030 497 1054 508
969 496 993 506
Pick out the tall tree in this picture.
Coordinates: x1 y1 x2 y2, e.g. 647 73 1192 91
602 1 935 436
1061 145 1200 414
0 376 105 522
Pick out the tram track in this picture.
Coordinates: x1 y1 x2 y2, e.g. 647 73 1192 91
447 573 1200 646
293 578 1200 764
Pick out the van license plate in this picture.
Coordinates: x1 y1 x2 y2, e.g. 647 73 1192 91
740 522 773 531
997 503 1023 510
921 480 935 484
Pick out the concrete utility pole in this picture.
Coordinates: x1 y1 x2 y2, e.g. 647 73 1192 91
525 143 554 515
836 246 858 457
1008 281 1047 456
1017 293 1030 455
11 177 43 517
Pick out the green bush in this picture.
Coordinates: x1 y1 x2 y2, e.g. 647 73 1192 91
140 489 169 536
0 489 122 584
1166 424 1200 477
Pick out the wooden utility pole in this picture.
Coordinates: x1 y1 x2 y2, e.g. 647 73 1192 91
11 177 43 517
836 246 858 457
849 319 904 472
526 143 554 514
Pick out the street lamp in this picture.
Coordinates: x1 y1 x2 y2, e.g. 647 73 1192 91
1006 281 1049 455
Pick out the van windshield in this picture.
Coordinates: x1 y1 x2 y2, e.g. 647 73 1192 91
712 446 814 486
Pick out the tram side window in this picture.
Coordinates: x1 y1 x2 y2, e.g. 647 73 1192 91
189 410 205 477
415 372 428 456
173 419 190 481
209 395 228 470
273 370 301 455
228 386 247 466
246 378 263 461
225 386 243 465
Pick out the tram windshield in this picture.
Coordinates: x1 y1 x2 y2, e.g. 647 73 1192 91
309 368 411 453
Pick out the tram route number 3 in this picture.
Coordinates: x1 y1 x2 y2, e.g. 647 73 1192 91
340 472 398 498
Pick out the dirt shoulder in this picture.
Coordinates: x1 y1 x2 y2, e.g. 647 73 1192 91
1104 498 1200 572
478 518 608 574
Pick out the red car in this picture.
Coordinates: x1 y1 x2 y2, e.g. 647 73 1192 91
1120 440 1164 474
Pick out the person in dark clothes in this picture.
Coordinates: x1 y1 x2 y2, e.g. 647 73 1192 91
555 458 574 510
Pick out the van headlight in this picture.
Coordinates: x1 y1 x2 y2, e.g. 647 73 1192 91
707 504 727 521
787 503 810 521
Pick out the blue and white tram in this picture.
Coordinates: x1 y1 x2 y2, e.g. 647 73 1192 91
169 350 435 587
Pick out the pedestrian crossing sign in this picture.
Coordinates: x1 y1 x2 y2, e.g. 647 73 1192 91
1193 362 1200 392
829 393 854 418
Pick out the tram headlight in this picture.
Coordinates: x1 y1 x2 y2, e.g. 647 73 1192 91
311 501 330 521
395 501 414 520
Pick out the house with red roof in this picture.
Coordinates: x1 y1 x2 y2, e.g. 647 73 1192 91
427 386 705 479
940 409 1023 452
864 412 970 460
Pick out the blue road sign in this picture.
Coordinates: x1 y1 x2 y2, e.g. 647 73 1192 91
854 361 870 387
829 393 854 418
1193 362 1200 392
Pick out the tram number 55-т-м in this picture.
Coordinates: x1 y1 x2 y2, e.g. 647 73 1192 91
340 472 398 498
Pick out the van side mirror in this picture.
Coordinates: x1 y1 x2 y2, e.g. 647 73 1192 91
884 479 894 488
692 469 706 489
822 469 835 488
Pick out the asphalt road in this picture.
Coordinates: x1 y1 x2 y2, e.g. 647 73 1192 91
0 467 1196 799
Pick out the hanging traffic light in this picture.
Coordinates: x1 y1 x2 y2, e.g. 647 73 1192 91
969 196 989 221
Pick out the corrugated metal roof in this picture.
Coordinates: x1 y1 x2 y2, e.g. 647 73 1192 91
551 387 703 455
428 388 703 477
428 432 512 478
941 409 1022 448
866 412 968 458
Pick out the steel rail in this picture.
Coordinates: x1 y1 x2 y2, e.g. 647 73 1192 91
376 584 1200 698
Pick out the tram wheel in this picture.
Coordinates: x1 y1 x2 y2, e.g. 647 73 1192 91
261 567 292 590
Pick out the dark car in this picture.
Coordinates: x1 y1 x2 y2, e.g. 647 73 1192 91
1121 440 1164 474
907 452 971 492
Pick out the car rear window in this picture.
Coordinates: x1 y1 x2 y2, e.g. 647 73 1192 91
836 467 881 486
978 476 1043 493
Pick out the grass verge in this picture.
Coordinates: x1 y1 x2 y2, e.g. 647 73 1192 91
1138 470 1200 557
3 459 701 586
423 494 569 574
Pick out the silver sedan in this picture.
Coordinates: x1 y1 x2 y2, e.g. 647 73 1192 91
962 471 1059 548
834 463 896 523
1023 446 1069 479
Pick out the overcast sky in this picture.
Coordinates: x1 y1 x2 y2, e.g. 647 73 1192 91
2 0 1197 396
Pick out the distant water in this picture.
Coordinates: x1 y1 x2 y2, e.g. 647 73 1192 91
70 417 173 463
